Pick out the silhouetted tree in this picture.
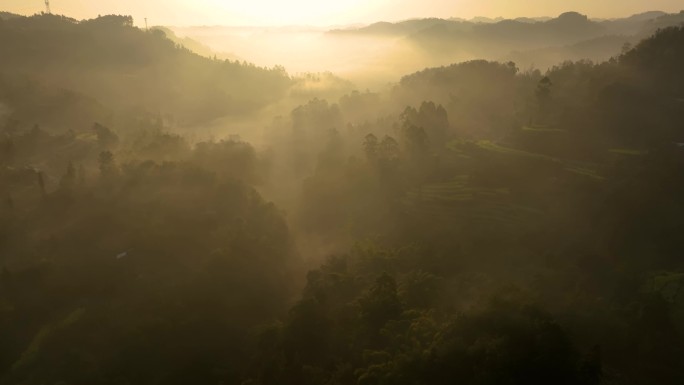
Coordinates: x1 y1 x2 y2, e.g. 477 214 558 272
59 162 76 190
98 150 118 177
536 76 553 124
37 171 46 198
359 273 403 334
93 123 119 149
364 133 379 162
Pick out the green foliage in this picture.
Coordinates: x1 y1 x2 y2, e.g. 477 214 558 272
359 273 403 333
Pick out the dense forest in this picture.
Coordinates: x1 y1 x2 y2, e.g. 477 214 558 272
1 10 684 385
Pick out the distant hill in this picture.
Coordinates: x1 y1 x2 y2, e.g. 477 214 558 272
506 35 633 70
332 18 459 36
330 11 684 69
595 11 669 35
639 11 684 37
625 10 668 21
514 17 553 23
152 26 242 61
152 26 217 58
470 17 504 24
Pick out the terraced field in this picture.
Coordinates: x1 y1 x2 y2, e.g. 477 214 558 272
449 139 605 180
608 148 649 156
402 175 544 237
402 139 609 236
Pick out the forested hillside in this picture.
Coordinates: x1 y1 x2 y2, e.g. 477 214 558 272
0 14 292 127
1 10 684 385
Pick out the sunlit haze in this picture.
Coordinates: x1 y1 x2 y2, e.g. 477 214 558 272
3 0 684 26
2 0 684 383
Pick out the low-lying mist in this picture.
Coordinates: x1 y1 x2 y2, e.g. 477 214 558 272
169 26 424 87
169 11 684 88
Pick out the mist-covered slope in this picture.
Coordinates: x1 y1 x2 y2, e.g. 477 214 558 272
0 14 292 127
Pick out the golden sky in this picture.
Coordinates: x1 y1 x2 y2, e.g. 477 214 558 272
3 0 683 26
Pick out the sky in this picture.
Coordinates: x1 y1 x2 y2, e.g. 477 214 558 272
2 0 683 26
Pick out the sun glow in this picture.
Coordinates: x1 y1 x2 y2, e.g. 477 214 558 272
2 0 683 26
205 0 376 26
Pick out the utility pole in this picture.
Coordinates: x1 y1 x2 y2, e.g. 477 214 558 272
145 18 149 30
44 0 51 14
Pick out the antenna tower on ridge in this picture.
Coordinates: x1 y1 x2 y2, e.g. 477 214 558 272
44 0 51 14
